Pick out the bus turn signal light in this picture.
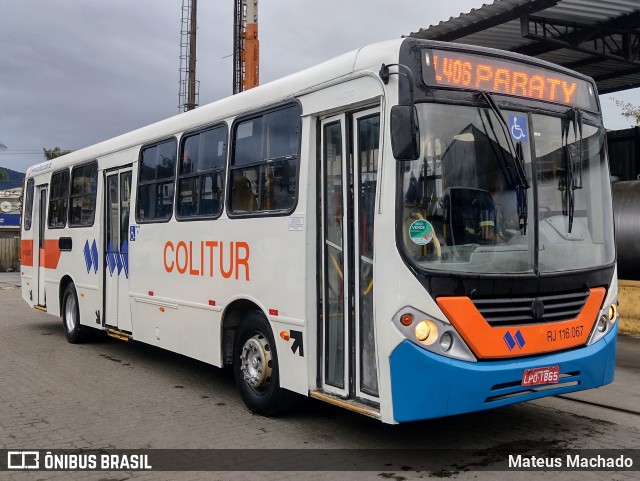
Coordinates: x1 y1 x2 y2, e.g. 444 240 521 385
400 313 413 326
280 331 290 341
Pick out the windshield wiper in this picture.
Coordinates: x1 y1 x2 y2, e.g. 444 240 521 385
479 92 529 189
478 91 529 234
571 107 584 190
561 109 584 233
561 142 575 232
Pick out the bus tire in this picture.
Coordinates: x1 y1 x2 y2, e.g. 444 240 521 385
62 282 86 344
233 310 298 416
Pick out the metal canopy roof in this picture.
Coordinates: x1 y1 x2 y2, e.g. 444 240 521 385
410 0 640 94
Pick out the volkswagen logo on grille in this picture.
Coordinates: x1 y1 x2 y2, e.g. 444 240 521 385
531 298 545 320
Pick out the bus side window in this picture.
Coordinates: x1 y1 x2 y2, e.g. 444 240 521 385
23 178 34 230
136 139 177 222
48 169 70 229
229 103 300 214
69 161 98 227
177 125 227 219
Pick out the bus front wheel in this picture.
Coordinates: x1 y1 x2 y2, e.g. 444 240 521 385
62 282 86 344
233 310 297 416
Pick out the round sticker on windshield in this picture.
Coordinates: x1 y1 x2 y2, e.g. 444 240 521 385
409 219 434 245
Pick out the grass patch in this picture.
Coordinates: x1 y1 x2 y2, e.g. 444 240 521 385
617 281 640 336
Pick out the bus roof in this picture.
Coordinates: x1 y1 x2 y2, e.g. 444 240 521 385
26 38 405 176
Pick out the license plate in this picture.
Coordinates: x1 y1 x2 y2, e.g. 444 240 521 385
521 365 560 386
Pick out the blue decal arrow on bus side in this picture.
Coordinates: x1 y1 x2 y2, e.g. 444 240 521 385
83 240 99 274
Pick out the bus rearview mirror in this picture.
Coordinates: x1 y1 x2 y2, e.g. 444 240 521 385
390 105 420 161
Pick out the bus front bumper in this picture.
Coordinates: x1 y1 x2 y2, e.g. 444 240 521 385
389 324 617 422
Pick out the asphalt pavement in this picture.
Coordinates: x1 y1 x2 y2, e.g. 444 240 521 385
0 270 20 288
0 276 638 480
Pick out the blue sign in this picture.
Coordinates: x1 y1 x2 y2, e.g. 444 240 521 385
508 114 529 142
0 214 21 227
129 225 139 241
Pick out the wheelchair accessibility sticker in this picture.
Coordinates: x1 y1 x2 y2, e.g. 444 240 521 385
508 114 528 142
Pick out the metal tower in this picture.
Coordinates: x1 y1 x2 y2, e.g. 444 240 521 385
179 0 199 112
233 0 259 94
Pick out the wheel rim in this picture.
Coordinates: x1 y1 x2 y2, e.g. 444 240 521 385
65 294 77 332
240 334 272 392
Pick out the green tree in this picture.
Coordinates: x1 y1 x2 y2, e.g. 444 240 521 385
614 100 640 125
43 146 72 160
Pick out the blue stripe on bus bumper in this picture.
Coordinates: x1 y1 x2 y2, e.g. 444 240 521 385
390 324 617 422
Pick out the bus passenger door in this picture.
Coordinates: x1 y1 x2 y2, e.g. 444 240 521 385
34 186 47 307
104 169 132 332
320 115 349 397
352 109 380 400
319 109 380 401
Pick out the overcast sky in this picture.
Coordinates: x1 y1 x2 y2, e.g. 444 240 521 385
1 0 638 173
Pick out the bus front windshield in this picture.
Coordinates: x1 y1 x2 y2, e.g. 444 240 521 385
400 103 615 275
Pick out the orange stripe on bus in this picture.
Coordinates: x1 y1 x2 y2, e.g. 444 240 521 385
437 287 605 359
40 239 62 269
21 240 34 267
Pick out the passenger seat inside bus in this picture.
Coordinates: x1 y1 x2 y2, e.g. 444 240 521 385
232 176 257 212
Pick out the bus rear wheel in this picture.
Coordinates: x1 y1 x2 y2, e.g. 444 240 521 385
62 282 86 344
233 310 297 416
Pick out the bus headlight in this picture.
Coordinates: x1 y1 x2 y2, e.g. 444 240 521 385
415 320 438 344
440 331 454 352
586 302 617 346
392 307 476 362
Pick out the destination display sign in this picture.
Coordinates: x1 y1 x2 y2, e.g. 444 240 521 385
423 49 598 111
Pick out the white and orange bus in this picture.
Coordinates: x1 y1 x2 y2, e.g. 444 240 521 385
21 38 618 423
